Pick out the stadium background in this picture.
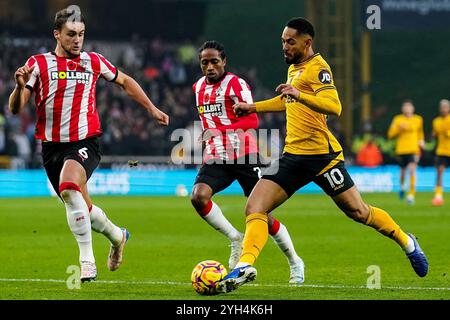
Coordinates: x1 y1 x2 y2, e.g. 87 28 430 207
0 0 449 196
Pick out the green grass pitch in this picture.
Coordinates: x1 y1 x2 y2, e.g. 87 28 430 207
0 192 449 300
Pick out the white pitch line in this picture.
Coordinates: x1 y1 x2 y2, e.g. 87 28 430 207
0 278 449 291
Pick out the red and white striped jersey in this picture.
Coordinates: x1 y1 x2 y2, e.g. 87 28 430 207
25 51 118 142
193 72 259 161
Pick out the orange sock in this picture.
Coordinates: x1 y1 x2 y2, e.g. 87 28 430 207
435 186 443 197
239 213 269 265
408 175 416 197
366 206 409 249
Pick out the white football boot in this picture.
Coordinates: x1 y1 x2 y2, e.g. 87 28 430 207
289 257 305 285
80 261 97 282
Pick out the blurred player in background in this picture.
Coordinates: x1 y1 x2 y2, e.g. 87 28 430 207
191 40 304 284
388 100 424 205
431 99 450 206
8 6 169 282
216 17 428 294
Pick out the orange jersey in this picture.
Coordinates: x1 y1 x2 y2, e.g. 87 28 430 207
433 115 450 157
284 54 343 157
387 114 424 155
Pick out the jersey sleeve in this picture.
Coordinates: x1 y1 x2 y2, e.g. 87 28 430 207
387 116 400 139
418 116 424 141
255 95 286 112
229 77 254 104
97 53 118 82
432 118 440 136
306 63 336 94
25 56 39 92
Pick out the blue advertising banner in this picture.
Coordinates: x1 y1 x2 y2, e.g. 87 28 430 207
0 166 449 198
363 0 450 29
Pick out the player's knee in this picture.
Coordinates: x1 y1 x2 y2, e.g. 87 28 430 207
59 182 82 204
190 189 210 211
245 200 265 216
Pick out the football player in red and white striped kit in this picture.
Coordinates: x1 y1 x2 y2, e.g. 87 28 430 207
191 41 304 284
9 7 169 282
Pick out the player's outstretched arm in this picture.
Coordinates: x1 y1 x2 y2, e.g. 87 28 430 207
9 65 33 115
233 95 286 117
276 83 341 116
233 102 256 117
114 70 169 126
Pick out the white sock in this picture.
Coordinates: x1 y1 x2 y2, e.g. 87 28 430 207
403 236 415 254
60 188 95 263
271 223 301 265
90 205 123 247
202 201 241 241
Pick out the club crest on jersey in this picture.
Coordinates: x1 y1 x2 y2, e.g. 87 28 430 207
50 71 92 84
215 87 223 97
197 103 223 116
79 60 88 68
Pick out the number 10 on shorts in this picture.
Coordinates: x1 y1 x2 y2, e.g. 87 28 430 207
324 168 344 188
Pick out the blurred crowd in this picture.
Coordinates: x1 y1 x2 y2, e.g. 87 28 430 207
4 36 435 169
0 36 286 168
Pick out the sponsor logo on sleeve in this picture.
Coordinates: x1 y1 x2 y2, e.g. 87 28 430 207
319 70 332 84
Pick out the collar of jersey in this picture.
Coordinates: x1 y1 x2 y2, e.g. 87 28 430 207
51 51 81 62
205 71 228 86
293 53 320 67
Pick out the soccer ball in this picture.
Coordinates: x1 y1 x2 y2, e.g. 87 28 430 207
191 260 228 295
